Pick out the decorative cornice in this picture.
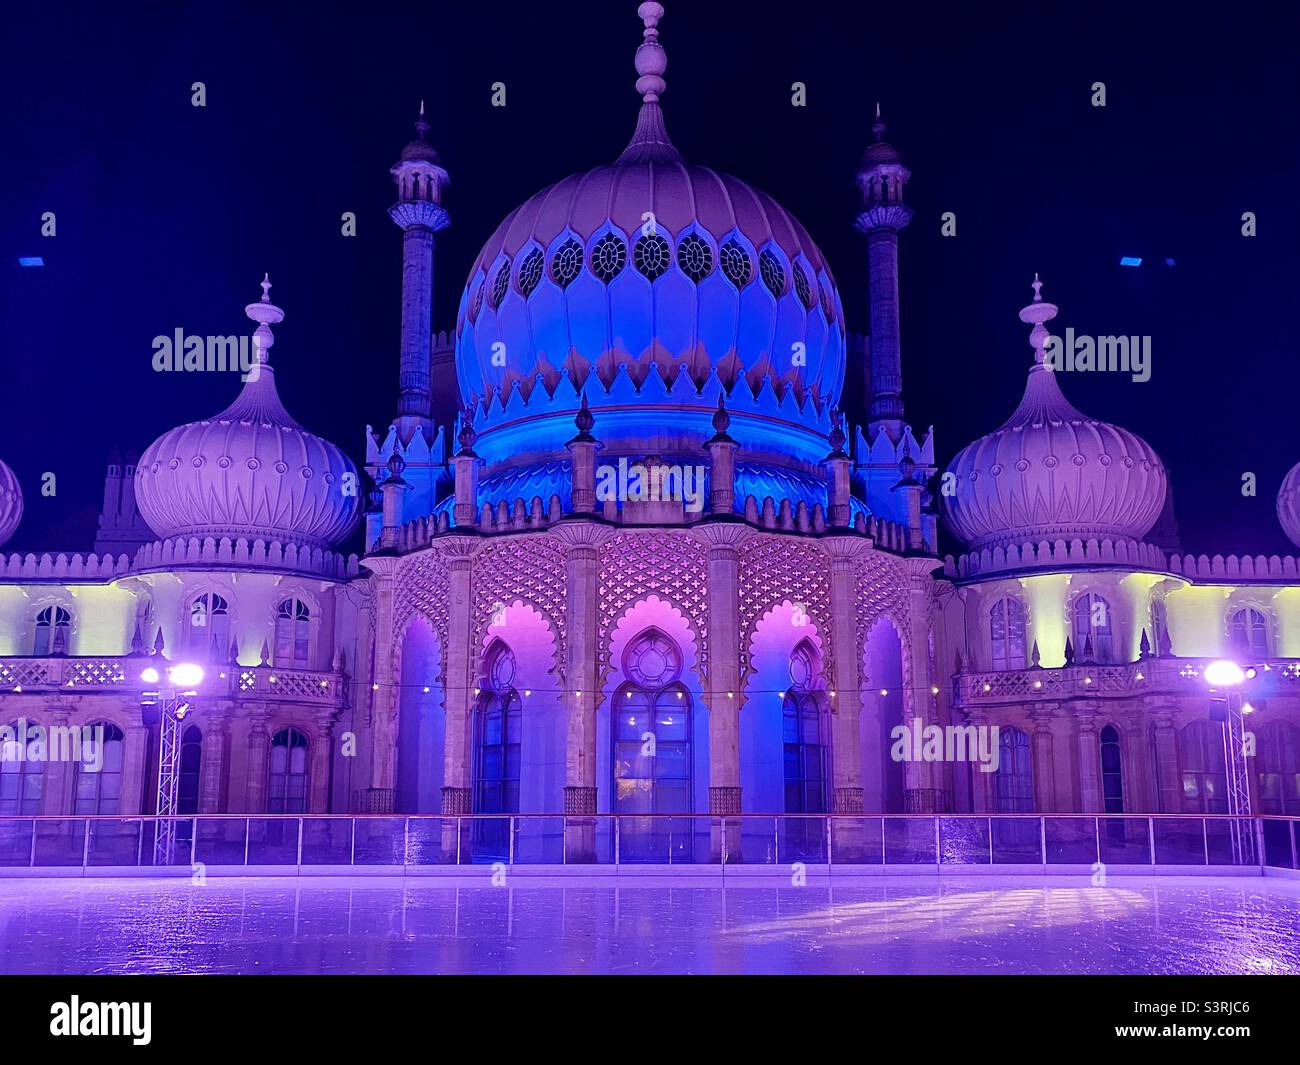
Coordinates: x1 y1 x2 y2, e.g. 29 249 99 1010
855 204 913 233
387 201 450 233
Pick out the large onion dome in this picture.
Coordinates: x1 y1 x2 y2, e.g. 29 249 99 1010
943 277 1167 552
135 277 360 550
0 458 22 549
454 2 844 497
1277 463 1300 548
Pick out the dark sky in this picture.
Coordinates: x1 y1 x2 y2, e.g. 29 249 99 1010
2 0 1297 557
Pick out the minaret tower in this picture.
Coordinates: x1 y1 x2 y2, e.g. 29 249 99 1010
855 104 912 442
388 102 451 445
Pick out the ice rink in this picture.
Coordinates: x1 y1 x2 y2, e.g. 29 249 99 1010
1 874 1298 975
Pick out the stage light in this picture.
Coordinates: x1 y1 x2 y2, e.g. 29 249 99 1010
140 667 160 685
1204 660 1246 688
169 663 204 688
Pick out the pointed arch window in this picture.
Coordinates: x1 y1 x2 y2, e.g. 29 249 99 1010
188 593 230 657
1100 724 1124 813
994 727 1034 813
1228 607 1269 659
719 240 752 288
268 728 309 814
73 723 125 815
33 606 71 656
783 640 827 858
473 641 522 857
989 597 1027 670
1071 592 1114 663
632 233 671 281
274 598 312 667
0 723 44 815
614 628 691 862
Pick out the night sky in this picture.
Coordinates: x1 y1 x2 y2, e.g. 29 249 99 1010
3 0 1297 557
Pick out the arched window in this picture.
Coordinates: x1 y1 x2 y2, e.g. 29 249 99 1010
1256 721 1300 815
33 606 71 656
1228 607 1269 659
995 727 1034 813
0 723 44 815
188 593 230 657
73 722 125 815
178 725 203 815
613 628 692 862
1100 724 1124 813
472 642 522 856
1072 592 1114 663
783 641 827 815
268 728 309 814
1178 719 1227 814
989 597 1028 670
274 598 312 667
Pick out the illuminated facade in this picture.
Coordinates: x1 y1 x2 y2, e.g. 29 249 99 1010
0 1 1297 849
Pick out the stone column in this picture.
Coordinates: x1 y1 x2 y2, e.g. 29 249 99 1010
198 715 229 813
451 422 481 528
310 710 338 814
42 707 73 816
693 521 753 861
1029 707 1056 813
1075 706 1102 812
825 536 866 857
565 397 600 514
703 400 738 516
244 707 271 813
901 556 945 812
436 536 480 857
1149 705 1181 813
552 521 610 862
359 555 400 808
120 720 150 816
966 708 995 813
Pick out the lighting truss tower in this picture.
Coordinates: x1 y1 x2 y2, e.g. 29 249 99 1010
153 689 191 867
1221 692 1255 865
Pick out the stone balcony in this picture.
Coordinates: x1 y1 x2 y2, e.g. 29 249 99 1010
0 657 346 708
952 656 1300 708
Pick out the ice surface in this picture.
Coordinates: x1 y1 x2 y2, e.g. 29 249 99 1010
0 874 1297 975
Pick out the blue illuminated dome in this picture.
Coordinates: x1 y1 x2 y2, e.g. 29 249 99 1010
455 4 845 506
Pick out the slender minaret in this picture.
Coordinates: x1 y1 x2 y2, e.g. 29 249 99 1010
855 105 912 442
388 102 450 445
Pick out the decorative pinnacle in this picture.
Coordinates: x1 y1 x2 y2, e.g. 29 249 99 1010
381 449 408 487
415 100 430 140
456 406 479 456
244 273 285 364
635 2 667 102
1018 273 1059 365
569 393 597 444
873 101 886 141
705 396 737 446
826 407 847 458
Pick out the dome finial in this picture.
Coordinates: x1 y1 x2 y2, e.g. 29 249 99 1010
415 100 429 140
1018 273 1058 365
245 274 285 365
635 2 667 102
617 3 682 164
873 101 886 141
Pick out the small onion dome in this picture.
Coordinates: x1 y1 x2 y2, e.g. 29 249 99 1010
134 277 360 550
400 102 442 164
1276 462 1300 548
0 457 22 549
943 276 1167 552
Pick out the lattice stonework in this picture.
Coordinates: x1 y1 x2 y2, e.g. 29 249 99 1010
0 662 51 689
854 552 913 688
471 536 567 655
395 551 452 658
737 536 833 680
597 531 709 681
68 660 127 686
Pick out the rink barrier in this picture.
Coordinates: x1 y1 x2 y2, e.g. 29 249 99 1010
0 813 1295 878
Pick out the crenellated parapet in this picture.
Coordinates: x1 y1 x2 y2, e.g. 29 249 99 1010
1169 552 1300 583
0 551 131 581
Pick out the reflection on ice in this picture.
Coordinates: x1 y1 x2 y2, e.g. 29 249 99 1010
0 874 1297 975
